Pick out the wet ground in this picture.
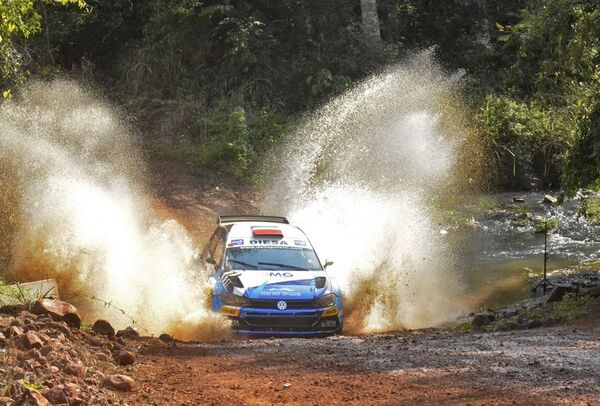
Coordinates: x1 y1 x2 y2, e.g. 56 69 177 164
119 318 600 405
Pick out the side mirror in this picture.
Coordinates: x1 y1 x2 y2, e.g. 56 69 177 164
324 260 334 269
206 257 217 265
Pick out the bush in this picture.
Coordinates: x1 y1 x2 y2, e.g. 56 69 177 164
476 94 573 187
153 105 289 178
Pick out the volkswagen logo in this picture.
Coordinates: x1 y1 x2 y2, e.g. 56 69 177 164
277 300 287 310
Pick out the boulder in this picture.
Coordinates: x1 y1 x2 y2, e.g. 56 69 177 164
543 194 558 204
115 350 136 366
102 374 134 391
159 333 173 342
91 320 115 337
32 299 81 328
116 326 140 339
0 397 14 405
472 311 495 327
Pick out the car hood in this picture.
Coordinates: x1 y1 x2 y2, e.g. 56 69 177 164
231 269 329 300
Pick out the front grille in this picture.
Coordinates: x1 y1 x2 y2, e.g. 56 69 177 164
234 314 339 333
247 299 318 309
244 313 319 328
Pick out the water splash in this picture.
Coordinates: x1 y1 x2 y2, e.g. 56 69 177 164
264 50 477 332
0 81 228 339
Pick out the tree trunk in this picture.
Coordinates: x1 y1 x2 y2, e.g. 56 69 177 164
360 0 381 45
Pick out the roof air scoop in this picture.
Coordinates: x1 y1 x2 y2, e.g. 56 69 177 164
252 227 283 237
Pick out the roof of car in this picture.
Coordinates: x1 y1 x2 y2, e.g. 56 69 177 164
226 222 307 240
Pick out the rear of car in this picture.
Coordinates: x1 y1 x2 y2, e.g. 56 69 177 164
206 215 343 335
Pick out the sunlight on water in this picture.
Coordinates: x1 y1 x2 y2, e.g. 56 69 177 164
0 81 228 339
264 50 479 332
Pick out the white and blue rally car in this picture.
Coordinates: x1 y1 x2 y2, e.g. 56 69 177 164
204 215 343 335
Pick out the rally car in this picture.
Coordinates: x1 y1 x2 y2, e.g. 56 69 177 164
204 215 343 335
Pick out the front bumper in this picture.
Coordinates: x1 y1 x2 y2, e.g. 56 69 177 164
221 305 341 335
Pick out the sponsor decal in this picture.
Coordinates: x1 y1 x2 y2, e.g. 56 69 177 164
277 300 287 310
294 240 307 247
268 272 293 277
249 239 288 245
230 239 244 245
260 288 301 297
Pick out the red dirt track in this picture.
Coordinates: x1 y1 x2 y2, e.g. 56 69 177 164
118 319 600 405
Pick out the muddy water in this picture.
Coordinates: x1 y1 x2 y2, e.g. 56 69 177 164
459 191 600 310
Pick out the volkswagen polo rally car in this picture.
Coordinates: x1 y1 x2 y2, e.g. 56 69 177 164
205 215 342 335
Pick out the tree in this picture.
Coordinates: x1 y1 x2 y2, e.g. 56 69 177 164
0 0 87 95
360 0 381 46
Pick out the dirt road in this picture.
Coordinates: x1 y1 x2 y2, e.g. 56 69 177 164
113 318 600 405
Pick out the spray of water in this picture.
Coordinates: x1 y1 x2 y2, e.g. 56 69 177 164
264 50 479 333
0 81 228 339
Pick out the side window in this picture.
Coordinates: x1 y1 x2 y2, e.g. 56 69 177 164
212 229 226 265
206 227 226 264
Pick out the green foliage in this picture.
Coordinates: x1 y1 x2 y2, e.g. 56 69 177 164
1 0 598 186
479 0 600 190
563 99 600 195
0 0 87 93
476 94 573 186
155 106 288 178
535 217 559 233
577 196 600 224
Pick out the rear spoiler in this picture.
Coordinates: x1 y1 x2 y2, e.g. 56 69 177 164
218 215 289 225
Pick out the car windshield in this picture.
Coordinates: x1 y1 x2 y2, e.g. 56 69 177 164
224 247 321 271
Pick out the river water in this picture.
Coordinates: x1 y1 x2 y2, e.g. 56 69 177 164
459 191 600 309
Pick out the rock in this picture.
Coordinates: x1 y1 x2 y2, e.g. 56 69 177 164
512 197 526 203
6 325 23 338
91 320 115 337
102 374 134 391
0 332 6 346
502 307 518 318
0 397 14 405
546 285 571 303
42 387 69 405
586 285 600 298
283 383 292 389
84 334 105 347
115 350 136 366
32 299 81 328
159 333 173 342
543 194 558 204
43 321 72 337
12 367 25 380
23 392 51 406
116 326 139 339
64 362 86 379
0 305 26 315
23 331 43 349
472 311 495 327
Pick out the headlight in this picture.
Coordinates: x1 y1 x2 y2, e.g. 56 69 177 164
314 293 336 308
221 293 250 307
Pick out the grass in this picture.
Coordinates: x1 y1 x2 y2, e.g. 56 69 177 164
0 278 56 309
